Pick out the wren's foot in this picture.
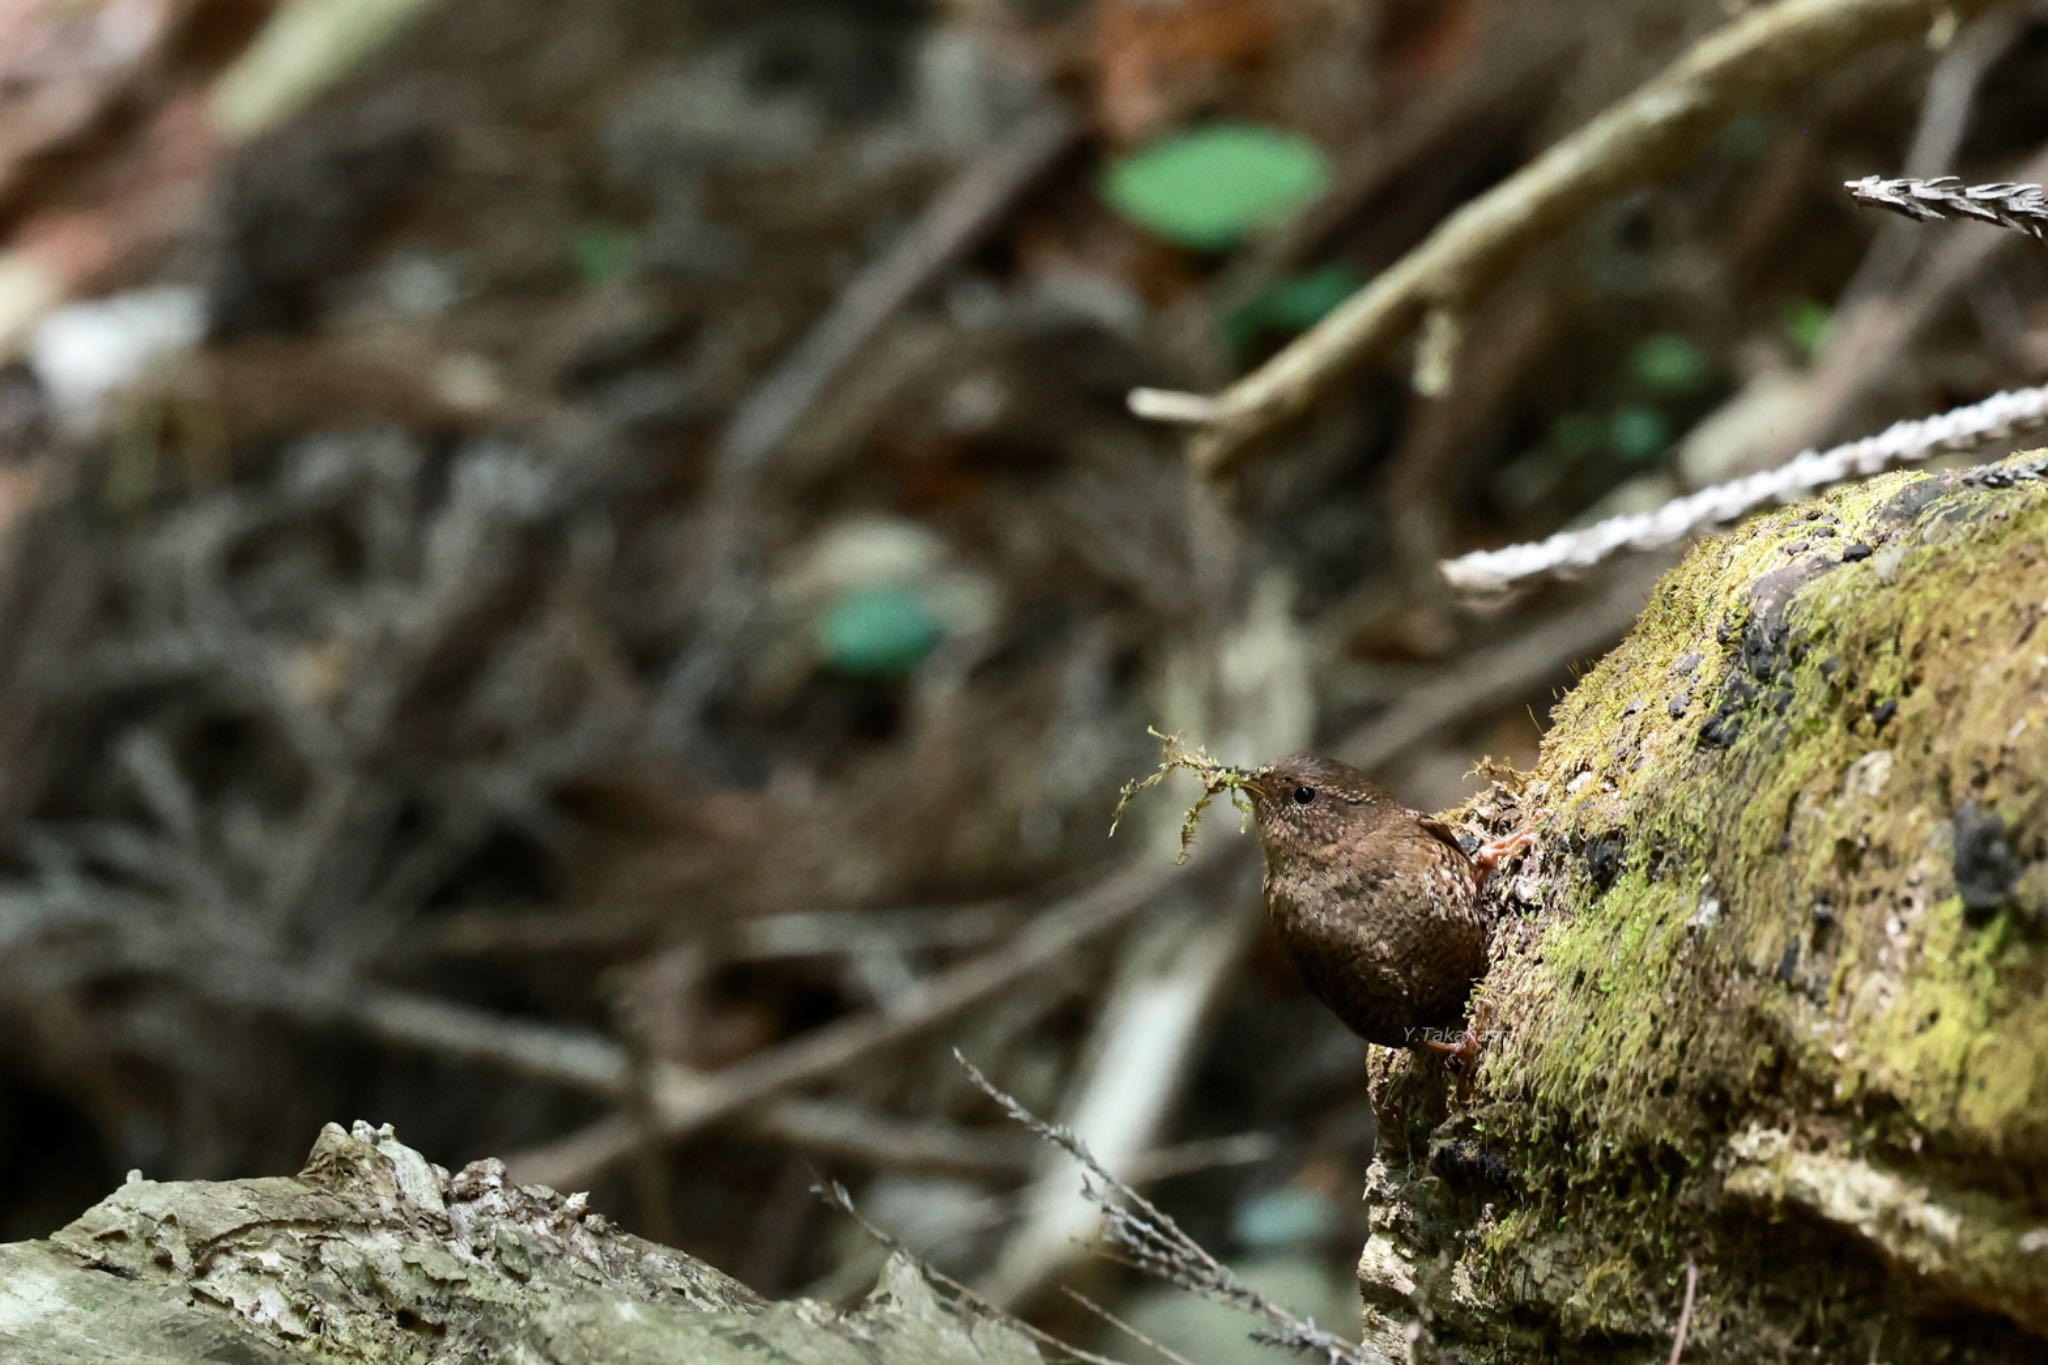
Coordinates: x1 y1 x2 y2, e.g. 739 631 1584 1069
1421 1028 1483 1100
1473 826 1535 878
1421 1029 1480 1067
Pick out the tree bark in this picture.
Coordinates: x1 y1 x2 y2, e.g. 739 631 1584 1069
0 1121 1044 1364
1361 453 2048 1362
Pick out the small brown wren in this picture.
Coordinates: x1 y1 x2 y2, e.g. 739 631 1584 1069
1240 755 1530 1053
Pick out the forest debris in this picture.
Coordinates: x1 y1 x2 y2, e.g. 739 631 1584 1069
1109 727 1257 863
1145 0 2007 477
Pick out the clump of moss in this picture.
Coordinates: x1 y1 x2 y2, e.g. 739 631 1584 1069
1110 727 1259 863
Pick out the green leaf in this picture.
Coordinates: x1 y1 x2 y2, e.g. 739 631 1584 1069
1783 299 1831 361
1223 265 1361 358
572 222 638 287
818 589 944 679
1627 334 1713 398
1608 405 1672 463
1103 124 1330 250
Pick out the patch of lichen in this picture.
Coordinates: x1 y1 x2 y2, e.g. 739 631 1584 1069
1405 457 2048 1357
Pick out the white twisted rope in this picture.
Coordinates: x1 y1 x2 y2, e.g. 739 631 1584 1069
1440 382 2048 594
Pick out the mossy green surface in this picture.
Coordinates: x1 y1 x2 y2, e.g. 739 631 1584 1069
1366 455 2048 1362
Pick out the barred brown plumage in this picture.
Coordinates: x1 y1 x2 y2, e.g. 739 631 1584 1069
1243 755 1531 1053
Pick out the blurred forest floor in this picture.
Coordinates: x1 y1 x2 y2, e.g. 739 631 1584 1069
2 0 2047 1358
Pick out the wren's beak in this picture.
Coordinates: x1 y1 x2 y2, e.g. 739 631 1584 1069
1225 767 1269 799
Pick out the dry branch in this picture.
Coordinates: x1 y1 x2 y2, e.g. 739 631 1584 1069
504 860 1180 1191
956 1052 1382 1365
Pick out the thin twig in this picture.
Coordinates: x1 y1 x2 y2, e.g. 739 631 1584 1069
1128 389 1226 425
1130 0 2000 477
980 910 1260 1309
1437 381 2048 593
190 960 1040 1178
1063 1288 1203 1365
503 860 1179 1190
1732 12 2036 470
813 1179 1133 1365
1845 174 2048 239
956 1051 1382 1365
713 102 1080 489
659 99 1081 742
401 897 1026 965
1668 1259 1700 1365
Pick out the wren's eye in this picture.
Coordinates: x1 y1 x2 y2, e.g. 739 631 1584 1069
1292 786 1317 806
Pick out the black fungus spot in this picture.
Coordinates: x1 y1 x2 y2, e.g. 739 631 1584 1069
1699 560 1838 750
1667 693 1690 718
1818 655 1841 680
1953 801 2022 926
1670 652 1703 678
1775 940 1800 985
1841 542 1874 562
1811 902 1841 963
1622 697 1645 719
1584 833 1627 891
1782 540 1809 557
1431 1140 1517 1189
1698 700 1749 749
1869 699 1897 731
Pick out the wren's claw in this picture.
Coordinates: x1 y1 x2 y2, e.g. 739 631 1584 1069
1421 1027 1484 1100
1420 1031 1478 1062
1472 826 1535 878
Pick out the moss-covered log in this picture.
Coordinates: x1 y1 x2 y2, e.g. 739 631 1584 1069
1363 453 2048 1362
0 1122 1043 1364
